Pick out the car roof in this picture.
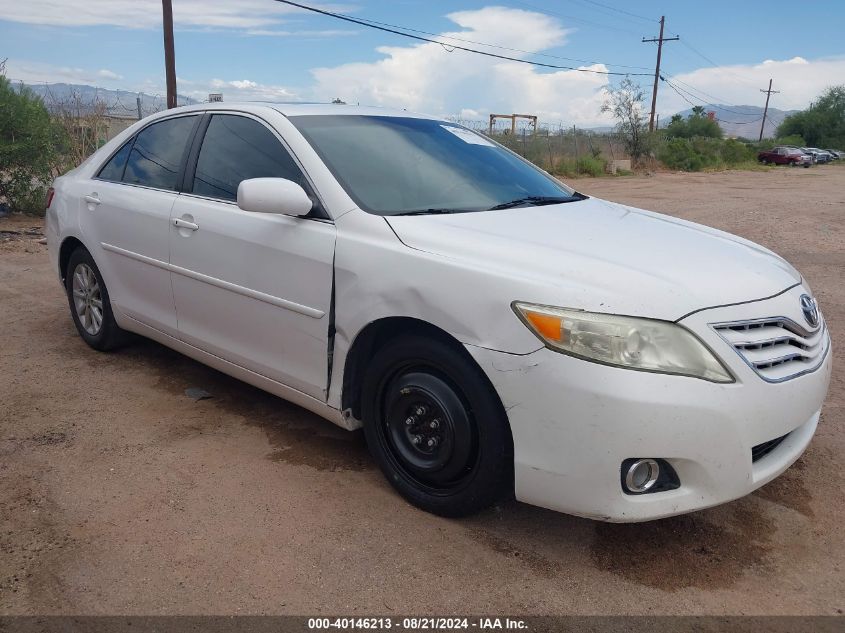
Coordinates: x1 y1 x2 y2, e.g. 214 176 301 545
150 102 438 120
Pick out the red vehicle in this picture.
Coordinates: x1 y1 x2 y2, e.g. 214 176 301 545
758 146 812 167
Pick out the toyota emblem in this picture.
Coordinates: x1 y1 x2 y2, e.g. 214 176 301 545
800 294 819 328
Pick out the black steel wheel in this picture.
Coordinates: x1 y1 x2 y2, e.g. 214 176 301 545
362 334 513 517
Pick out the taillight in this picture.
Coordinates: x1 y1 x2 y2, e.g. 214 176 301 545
45 187 55 210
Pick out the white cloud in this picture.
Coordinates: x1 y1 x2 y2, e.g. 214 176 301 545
3 59 119 85
97 69 123 81
0 0 354 31
184 77 298 102
308 6 612 126
658 56 845 116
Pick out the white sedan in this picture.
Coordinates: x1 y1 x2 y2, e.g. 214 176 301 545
46 103 832 521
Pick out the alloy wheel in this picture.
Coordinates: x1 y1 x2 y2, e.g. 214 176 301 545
71 263 104 336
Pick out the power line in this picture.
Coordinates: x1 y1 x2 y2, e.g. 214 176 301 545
663 77 771 118
569 0 656 24
344 13 651 70
481 1 644 37
273 0 653 76
662 74 762 116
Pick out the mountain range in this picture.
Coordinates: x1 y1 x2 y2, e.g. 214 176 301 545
17 82 799 138
674 105 798 139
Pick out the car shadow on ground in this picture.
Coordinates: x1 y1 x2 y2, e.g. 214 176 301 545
91 333 812 592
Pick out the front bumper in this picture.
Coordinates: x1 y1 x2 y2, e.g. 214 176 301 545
467 288 832 522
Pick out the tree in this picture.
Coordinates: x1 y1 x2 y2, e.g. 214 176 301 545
664 108 722 139
601 78 650 163
0 74 61 214
778 86 845 148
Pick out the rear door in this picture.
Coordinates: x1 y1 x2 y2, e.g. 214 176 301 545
168 112 336 399
87 114 200 335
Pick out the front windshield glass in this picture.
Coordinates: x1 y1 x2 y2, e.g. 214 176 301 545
289 115 579 216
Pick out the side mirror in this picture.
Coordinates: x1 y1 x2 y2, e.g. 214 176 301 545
236 178 313 217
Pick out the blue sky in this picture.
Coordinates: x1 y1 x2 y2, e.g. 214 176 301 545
2 1 844 125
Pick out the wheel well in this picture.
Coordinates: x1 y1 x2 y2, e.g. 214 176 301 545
59 237 85 281
341 317 470 419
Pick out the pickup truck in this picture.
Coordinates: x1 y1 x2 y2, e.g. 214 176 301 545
757 146 812 167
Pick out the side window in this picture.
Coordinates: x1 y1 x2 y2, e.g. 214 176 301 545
192 114 306 202
123 115 197 190
97 139 133 182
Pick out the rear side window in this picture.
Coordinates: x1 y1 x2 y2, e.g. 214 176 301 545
123 115 197 190
192 115 305 202
98 140 133 182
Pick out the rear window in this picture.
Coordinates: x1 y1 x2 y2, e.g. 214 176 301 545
97 140 133 182
123 115 198 191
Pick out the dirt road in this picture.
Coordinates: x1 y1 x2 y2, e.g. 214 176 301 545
1 167 843 615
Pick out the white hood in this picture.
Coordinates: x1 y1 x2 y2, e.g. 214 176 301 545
386 197 801 321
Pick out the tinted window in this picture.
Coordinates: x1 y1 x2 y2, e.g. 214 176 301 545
98 140 132 182
124 116 197 190
192 115 305 202
290 115 576 216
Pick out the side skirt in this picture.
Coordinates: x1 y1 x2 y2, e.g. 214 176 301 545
116 311 356 431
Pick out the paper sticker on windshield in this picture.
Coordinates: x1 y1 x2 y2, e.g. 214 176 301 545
440 125 495 147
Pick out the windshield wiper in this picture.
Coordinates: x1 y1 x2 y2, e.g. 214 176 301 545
392 208 470 216
488 195 582 210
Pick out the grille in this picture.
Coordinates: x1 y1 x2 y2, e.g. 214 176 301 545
712 316 829 382
751 434 789 462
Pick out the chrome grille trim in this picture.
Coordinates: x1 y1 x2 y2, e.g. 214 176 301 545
711 315 830 383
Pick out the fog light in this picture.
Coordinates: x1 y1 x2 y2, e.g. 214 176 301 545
624 458 660 493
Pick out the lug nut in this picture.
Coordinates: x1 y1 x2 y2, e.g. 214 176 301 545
427 437 439 448
414 406 428 416
411 435 422 445
430 419 440 430
405 416 416 427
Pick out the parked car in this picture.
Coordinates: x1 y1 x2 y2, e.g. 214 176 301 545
802 147 831 163
757 146 812 167
46 104 832 522
824 149 842 160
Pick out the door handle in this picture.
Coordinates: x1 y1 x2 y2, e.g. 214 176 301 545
84 194 101 206
173 218 199 231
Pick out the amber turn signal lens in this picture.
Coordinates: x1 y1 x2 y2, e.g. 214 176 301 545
523 310 564 343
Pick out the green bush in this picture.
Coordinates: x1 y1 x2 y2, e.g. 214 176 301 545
555 156 606 177
720 138 754 164
657 136 758 171
664 108 722 139
0 76 63 215
658 138 705 171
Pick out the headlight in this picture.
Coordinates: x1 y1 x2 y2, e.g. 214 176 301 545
513 302 733 383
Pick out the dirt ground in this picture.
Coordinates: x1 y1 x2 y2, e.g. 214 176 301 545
1 167 844 616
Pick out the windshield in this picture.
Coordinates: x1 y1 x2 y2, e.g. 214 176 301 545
289 115 580 216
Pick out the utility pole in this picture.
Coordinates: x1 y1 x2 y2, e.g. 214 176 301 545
758 79 779 142
161 0 177 109
642 16 679 132
136 93 143 120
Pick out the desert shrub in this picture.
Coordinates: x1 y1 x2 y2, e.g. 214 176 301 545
664 108 722 139
555 156 606 177
0 75 63 215
720 138 754 164
658 138 705 171
658 136 759 171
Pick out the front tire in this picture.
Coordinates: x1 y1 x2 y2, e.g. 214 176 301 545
65 247 127 351
361 335 513 517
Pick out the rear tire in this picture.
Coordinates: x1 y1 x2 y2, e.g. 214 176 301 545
65 247 127 351
361 335 513 517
